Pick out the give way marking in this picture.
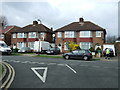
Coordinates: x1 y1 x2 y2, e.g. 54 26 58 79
31 67 48 83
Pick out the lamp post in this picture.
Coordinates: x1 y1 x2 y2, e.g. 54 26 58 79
37 19 41 55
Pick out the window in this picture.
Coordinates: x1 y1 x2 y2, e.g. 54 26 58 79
80 31 92 37
0 34 4 39
17 33 26 38
28 32 37 38
57 32 62 38
28 42 34 49
40 32 44 38
96 31 101 37
17 42 26 49
12 33 16 38
65 31 75 38
72 50 79 54
64 42 68 50
80 42 92 49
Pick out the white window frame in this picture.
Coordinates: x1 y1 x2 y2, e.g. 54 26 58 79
28 32 37 38
57 32 62 38
17 33 26 38
28 42 34 49
96 31 102 37
64 31 75 38
17 42 26 49
80 42 92 49
12 33 16 38
80 31 92 37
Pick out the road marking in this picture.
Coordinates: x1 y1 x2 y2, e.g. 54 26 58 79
57 64 65 66
65 64 77 74
47 63 57 65
31 67 48 83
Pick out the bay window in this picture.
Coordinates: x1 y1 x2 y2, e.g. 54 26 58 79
65 31 75 38
28 32 37 38
12 33 16 38
28 42 34 49
17 33 26 38
17 42 26 49
80 31 92 37
80 42 92 49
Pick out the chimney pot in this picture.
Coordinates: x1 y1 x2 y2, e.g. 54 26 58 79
79 17 84 22
33 21 38 25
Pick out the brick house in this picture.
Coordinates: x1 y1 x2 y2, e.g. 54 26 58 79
0 26 20 46
55 18 106 53
116 40 120 56
11 21 54 49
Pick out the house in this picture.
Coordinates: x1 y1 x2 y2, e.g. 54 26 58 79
54 18 106 53
11 21 54 49
116 39 120 56
0 26 20 46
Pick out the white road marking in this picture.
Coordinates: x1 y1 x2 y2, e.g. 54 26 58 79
47 63 57 65
57 64 65 66
31 67 48 83
65 64 77 74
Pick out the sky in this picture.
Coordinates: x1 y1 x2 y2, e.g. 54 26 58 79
0 0 119 37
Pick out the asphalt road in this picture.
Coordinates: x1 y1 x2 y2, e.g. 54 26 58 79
2 55 118 88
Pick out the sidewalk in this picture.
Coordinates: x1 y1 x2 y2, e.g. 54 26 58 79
95 56 118 61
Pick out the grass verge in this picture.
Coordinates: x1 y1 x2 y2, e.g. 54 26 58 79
36 55 63 58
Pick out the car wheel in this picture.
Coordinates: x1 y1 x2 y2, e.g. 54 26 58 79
83 56 88 61
65 55 69 60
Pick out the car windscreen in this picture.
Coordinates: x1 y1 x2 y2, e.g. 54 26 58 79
0 43 8 48
49 48 55 50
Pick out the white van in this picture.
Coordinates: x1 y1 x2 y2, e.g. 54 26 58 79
34 41 50 53
0 41 12 55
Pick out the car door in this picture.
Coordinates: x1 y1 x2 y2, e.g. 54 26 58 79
71 50 79 59
77 50 85 59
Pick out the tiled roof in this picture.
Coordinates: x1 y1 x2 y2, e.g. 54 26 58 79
0 26 14 34
11 24 54 33
55 21 106 32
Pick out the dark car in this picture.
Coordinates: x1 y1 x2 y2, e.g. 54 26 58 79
46 48 60 55
63 49 92 61
18 47 32 53
103 48 114 57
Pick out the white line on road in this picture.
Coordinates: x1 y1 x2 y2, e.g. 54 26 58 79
65 64 77 74
31 67 48 83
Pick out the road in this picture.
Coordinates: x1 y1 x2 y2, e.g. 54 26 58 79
2 55 118 88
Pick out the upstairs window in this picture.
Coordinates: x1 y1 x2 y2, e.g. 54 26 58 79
17 33 26 38
40 32 44 38
65 31 75 38
96 31 102 37
28 32 37 38
80 31 92 37
57 32 62 38
12 33 16 38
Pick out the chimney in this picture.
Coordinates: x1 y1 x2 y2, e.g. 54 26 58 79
79 17 84 26
79 17 84 22
51 27 53 31
33 21 38 25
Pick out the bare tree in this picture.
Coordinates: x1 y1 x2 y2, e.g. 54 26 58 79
106 35 117 43
0 16 8 29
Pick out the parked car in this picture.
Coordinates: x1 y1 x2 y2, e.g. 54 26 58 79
18 47 32 53
46 48 60 55
0 41 12 55
103 48 114 57
63 49 92 61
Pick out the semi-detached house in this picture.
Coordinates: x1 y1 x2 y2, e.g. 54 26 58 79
55 18 106 53
11 21 54 49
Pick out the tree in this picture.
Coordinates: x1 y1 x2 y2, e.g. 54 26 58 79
0 16 8 28
106 35 117 44
66 41 81 52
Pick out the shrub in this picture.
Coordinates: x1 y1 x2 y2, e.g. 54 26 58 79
89 47 95 52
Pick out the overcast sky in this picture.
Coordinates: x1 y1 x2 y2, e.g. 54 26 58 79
0 0 119 37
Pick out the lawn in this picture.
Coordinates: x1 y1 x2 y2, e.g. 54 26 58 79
36 54 63 58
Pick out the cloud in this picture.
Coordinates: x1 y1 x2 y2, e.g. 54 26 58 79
1 0 119 37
